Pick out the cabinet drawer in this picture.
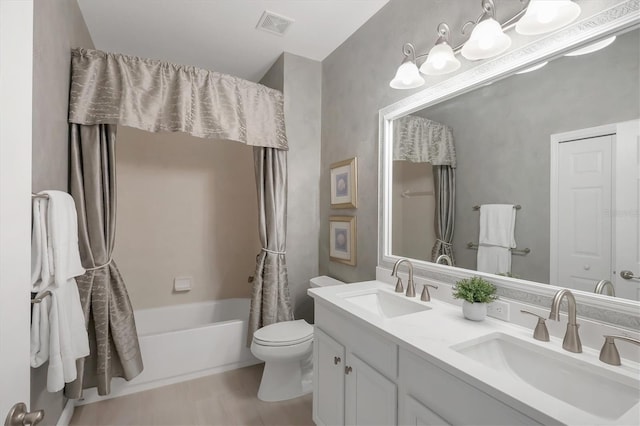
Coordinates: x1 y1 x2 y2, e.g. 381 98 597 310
399 349 539 426
316 304 398 379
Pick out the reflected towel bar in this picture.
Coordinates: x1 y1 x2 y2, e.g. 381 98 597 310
473 204 521 210
31 193 49 199
31 291 51 304
467 242 530 255
401 190 434 198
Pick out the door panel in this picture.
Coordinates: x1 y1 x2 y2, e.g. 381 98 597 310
615 120 640 300
313 328 346 426
557 135 613 292
345 353 396 426
401 395 450 426
0 0 34 417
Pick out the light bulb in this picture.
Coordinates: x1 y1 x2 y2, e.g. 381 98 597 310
390 61 425 89
537 7 558 24
420 42 461 76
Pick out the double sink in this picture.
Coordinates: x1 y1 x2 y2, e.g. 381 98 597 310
340 287 639 422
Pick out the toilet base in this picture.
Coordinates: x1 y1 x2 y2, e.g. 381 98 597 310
257 359 312 402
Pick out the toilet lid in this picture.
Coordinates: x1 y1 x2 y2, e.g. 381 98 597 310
253 320 313 347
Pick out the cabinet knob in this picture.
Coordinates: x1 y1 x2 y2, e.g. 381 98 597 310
334 356 341 365
345 366 352 375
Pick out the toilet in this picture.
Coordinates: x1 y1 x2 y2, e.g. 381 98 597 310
251 275 344 402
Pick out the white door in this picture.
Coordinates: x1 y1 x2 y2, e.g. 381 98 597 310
556 135 613 293
345 353 397 426
615 120 640 300
0 0 34 420
313 328 346 426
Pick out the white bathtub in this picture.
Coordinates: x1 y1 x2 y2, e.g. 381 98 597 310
77 298 259 405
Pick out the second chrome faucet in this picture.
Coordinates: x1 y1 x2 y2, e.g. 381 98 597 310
392 258 416 297
549 288 582 353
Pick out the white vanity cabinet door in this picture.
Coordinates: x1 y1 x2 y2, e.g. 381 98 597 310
345 352 397 426
313 327 346 426
400 395 450 426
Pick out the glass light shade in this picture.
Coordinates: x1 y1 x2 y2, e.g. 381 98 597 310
461 18 512 61
565 36 616 56
420 43 461 75
516 0 581 35
390 61 425 89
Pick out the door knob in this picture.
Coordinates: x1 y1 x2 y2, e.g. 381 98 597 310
5 403 44 426
620 270 639 280
345 366 353 375
334 356 341 365
583 265 591 271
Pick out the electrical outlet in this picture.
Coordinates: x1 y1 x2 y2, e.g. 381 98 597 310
487 300 510 321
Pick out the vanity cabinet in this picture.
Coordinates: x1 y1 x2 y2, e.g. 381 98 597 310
313 327 397 426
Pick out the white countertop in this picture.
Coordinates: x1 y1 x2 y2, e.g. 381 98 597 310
309 280 640 426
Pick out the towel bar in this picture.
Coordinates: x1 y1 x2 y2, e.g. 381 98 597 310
467 242 530 255
401 190 434 198
473 204 521 210
31 193 49 199
31 291 51 304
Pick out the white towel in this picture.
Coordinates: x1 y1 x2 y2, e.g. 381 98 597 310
43 191 85 285
31 198 53 292
477 245 512 275
478 204 517 248
29 190 89 392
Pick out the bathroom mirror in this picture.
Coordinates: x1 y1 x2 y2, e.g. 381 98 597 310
379 8 640 307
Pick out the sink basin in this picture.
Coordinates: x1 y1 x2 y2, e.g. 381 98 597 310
452 333 640 420
343 290 431 319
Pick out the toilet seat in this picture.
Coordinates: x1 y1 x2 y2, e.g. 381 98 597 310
253 319 313 347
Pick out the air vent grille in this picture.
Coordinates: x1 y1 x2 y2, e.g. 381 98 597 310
256 11 294 36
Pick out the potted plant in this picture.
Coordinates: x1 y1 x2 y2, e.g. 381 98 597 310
452 276 498 321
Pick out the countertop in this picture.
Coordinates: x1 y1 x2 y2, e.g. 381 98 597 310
309 280 640 426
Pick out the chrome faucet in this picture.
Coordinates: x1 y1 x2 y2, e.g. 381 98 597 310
599 335 640 366
549 289 582 353
594 280 615 297
391 258 416 297
435 254 452 266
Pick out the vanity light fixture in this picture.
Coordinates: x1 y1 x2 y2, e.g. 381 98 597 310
420 23 461 76
390 0 582 89
515 0 581 35
460 2 512 61
389 43 425 89
565 35 617 56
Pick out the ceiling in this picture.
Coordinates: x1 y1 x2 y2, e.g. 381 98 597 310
77 0 389 82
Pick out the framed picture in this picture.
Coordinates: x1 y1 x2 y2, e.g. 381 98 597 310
329 216 356 266
330 157 358 209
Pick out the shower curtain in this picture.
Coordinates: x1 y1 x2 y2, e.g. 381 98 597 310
65 124 143 397
248 147 294 344
393 115 457 264
66 47 290 395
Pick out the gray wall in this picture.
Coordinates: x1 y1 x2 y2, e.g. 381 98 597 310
319 0 624 282
261 53 322 322
31 0 94 423
419 29 639 283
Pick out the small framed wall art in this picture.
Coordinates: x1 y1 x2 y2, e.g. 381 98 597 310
330 157 358 209
329 216 356 266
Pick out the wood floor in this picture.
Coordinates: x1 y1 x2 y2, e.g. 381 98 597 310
69 364 313 426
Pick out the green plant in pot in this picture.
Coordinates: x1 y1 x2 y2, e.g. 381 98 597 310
452 276 498 321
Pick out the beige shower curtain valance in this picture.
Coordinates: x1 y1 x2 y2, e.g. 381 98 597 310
68 48 288 150
393 115 456 166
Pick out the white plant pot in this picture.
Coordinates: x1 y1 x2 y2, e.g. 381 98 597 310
462 301 487 321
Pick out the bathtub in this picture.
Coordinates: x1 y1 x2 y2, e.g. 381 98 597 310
77 298 259 405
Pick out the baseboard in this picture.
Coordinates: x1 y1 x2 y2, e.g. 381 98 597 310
56 399 75 426
75 359 262 406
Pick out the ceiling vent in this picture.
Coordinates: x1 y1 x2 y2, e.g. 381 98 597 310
256 11 294 36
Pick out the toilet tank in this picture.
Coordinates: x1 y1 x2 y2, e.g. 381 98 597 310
309 275 344 288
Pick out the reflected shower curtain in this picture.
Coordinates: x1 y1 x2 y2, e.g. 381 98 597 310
431 165 456 265
248 147 294 345
65 124 143 398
